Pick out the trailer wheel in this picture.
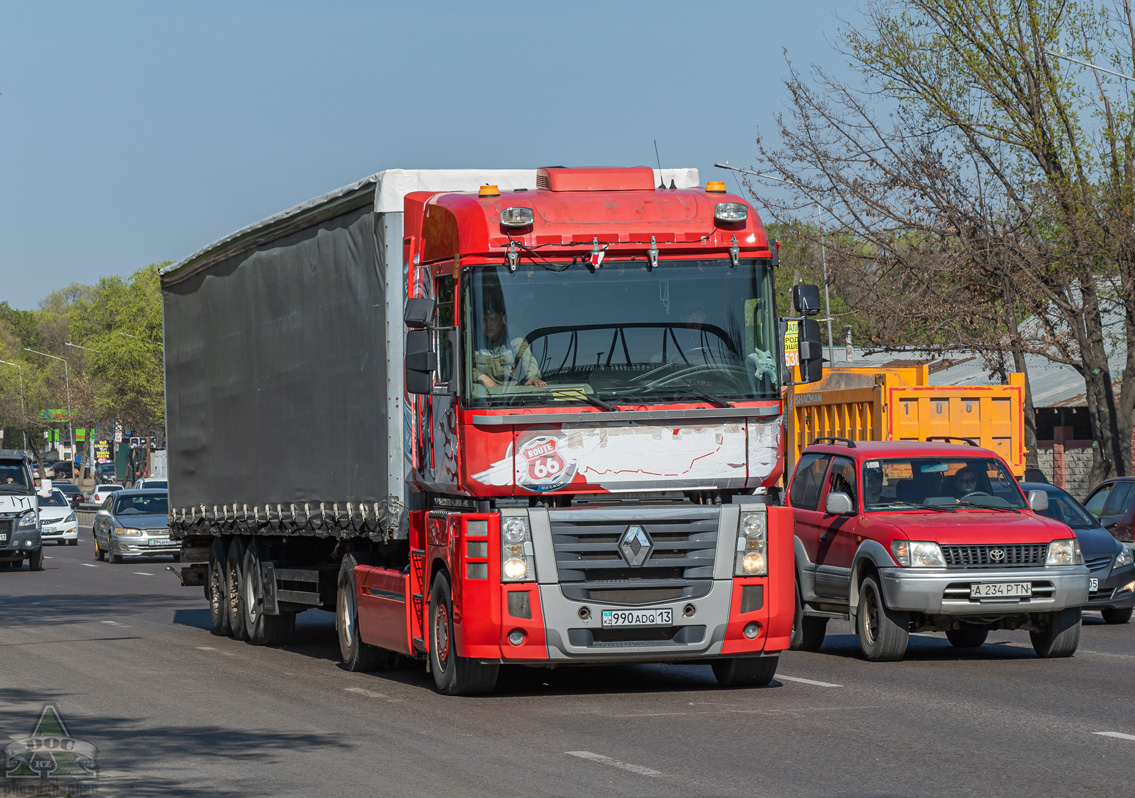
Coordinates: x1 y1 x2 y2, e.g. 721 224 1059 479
429 571 498 696
337 553 396 671
712 655 779 687
207 538 231 636
242 542 294 646
226 537 247 641
1030 607 1081 658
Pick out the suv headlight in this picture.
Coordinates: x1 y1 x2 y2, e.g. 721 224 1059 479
17 511 37 528
1046 538 1082 566
1115 547 1133 568
892 540 946 567
500 514 535 582
735 510 768 576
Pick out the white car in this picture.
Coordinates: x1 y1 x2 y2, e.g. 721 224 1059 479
90 484 124 505
38 488 78 545
133 478 168 490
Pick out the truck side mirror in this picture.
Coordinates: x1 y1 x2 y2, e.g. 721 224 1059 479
404 298 436 329
792 284 821 316
1027 490 1049 513
825 491 854 515
405 329 437 395
798 317 824 384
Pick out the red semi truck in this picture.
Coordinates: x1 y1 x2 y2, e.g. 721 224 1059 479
163 166 821 694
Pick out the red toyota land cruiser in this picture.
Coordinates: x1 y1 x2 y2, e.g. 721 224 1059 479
787 438 1090 661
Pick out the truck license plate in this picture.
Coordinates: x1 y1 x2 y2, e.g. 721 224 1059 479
970 582 1031 599
601 608 673 628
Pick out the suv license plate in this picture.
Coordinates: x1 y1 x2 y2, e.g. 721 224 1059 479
970 582 1032 599
601 608 673 628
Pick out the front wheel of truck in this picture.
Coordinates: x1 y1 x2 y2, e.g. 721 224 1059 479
337 553 397 671
791 583 828 652
856 575 909 662
712 655 779 687
1030 607 1081 658
207 538 231 636
429 572 498 696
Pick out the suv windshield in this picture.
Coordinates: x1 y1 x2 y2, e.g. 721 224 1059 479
462 259 779 407
863 457 1026 511
0 460 31 493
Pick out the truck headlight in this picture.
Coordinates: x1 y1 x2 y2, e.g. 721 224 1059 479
892 540 946 567
735 510 768 576
17 511 37 528
1115 547 1133 568
1046 538 1082 566
500 513 535 583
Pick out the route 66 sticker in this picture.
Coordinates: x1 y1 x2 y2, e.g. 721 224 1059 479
517 435 576 492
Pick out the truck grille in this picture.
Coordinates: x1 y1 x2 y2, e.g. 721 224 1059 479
550 509 719 605
941 544 1047 568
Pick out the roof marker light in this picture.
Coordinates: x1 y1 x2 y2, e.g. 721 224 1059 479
500 207 535 227
706 181 727 193
715 202 748 223
479 184 500 197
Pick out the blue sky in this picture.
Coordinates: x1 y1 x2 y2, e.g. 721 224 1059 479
1 1 851 310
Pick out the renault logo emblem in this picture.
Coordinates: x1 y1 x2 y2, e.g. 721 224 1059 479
618 525 653 567
988 548 1006 562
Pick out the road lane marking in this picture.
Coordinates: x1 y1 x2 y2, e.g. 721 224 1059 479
566 751 663 777
81 563 98 568
345 687 387 699
1095 732 1135 742
778 675 842 687
133 572 153 576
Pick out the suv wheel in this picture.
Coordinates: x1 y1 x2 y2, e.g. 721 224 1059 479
856 575 909 662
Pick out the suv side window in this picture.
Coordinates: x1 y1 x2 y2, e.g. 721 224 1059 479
1083 485 1112 517
828 457 857 507
789 453 831 511
1103 482 1135 518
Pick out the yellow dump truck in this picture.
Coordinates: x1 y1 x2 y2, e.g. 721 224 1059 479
784 365 1026 477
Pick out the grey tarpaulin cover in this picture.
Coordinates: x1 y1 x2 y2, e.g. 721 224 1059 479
162 202 394 529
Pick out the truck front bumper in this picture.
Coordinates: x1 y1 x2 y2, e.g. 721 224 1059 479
879 565 1090 616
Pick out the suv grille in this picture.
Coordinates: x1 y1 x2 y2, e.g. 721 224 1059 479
941 544 1047 568
550 508 719 605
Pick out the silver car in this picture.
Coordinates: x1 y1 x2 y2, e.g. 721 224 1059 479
92 489 176 563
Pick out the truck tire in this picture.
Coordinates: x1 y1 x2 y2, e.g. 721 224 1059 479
1101 607 1133 625
207 538 231 637
242 542 295 646
226 537 247 641
856 575 909 662
791 584 827 652
945 625 988 648
27 549 43 572
337 553 397 671
429 571 497 696
1030 607 1081 658
712 655 779 687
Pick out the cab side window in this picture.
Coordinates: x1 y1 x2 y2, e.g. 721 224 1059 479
1103 482 1135 518
1084 485 1111 517
789 453 831 511
828 457 857 508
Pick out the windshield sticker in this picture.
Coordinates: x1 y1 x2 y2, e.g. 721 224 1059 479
748 348 777 380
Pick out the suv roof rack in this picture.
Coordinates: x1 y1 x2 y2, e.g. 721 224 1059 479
925 436 978 446
811 436 856 448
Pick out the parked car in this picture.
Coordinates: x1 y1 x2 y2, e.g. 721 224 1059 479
92 489 176 563
90 484 124 505
38 488 79 546
54 482 85 509
133 478 167 490
788 438 1090 661
1023 481 1135 624
30 463 55 480
50 460 76 479
96 463 117 484
1081 477 1135 547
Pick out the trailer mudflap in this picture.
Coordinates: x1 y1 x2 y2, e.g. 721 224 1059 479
177 564 207 587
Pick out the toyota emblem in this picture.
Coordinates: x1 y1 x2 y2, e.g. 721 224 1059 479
988 548 1006 562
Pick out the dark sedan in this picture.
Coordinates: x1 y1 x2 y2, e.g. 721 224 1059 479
1023 482 1135 624
92 489 176 563
54 481 84 509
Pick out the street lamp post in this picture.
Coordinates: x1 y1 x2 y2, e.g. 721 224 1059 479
714 161 836 367
24 348 73 461
0 359 28 450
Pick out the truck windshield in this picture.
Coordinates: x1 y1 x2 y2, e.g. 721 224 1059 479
462 259 779 407
863 457 1027 511
0 461 31 494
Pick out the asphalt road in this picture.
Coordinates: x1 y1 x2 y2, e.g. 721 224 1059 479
1 529 1133 797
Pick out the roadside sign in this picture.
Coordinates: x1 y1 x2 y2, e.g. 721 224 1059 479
784 320 800 368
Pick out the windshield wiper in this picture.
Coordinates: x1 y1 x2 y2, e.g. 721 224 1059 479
954 500 1020 514
493 387 618 411
605 383 734 408
875 500 956 513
